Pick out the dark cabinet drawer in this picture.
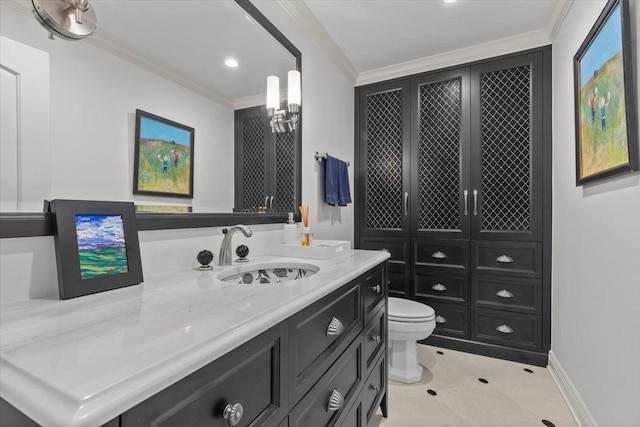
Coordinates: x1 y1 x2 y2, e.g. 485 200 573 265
289 339 362 427
289 281 362 404
358 238 409 298
472 241 542 278
472 308 542 351
363 265 386 324
418 300 469 339
472 275 542 314
361 353 385 426
414 266 467 303
363 306 385 375
121 322 288 427
336 399 362 427
414 239 469 269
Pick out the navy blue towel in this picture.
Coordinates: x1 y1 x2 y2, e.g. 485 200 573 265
323 155 351 206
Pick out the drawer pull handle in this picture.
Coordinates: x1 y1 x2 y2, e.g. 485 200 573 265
463 189 469 216
370 384 380 393
371 284 381 293
326 317 344 336
496 255 514 263
432 251 447 259
432 283 447 292
496 324 514 334
435 315 447 324
327 388 344 412
496 289 514 298
370 335 382 343
222 403 244 426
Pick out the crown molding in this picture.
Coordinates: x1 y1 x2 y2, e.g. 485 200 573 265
356 29 552 86
276 0 357 84
545 0 575 42
233 93 266 110
85 33 233 107
3 0 234 107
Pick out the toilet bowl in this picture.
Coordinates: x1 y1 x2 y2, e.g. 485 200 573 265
388 297 436 384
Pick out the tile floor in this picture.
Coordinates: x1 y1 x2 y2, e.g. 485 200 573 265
370 344 577 427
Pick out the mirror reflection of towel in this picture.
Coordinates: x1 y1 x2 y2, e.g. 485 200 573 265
323 155 352 206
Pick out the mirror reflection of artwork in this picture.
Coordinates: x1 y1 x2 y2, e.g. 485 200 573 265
75 214 129 280
133 109 195 198
574 0 638 185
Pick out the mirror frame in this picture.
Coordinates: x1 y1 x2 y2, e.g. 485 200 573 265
0 0 302 239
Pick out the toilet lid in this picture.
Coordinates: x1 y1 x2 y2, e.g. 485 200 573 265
388 297 435 322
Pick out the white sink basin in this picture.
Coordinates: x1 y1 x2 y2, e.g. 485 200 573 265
217 262 319 284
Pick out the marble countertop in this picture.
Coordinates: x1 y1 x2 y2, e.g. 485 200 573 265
0 250 389 427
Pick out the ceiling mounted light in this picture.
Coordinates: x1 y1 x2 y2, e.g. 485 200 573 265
266 70 301 133
444 0 457 3
31 0 97 41
225 58 239 68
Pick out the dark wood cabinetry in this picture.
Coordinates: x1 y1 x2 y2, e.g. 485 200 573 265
234 106 299 213
356 47 551 366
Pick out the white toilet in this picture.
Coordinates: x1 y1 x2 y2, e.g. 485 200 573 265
388 297 436 384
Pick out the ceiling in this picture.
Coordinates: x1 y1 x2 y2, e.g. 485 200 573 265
299 0 569 84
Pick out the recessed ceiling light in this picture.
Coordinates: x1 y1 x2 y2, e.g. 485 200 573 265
225 58 239 68
444 0 457 3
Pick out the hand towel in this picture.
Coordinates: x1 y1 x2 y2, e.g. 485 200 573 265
323 155 351 206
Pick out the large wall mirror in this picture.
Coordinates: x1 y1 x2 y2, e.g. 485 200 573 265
0 0 301 237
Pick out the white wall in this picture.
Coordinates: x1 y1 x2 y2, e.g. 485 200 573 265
253 1 356 243
0 5 234 212
0 2 356 303
552 0 640 425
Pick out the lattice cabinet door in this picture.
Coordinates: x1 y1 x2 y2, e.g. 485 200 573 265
410 69 471 239
272 129 298 213
469 51 544 242
356 80 412 238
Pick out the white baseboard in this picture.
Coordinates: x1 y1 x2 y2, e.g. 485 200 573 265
547 350 599 427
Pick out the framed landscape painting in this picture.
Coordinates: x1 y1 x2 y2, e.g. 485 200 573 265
50 200 143 300
573 0 638 185
133 109 195 198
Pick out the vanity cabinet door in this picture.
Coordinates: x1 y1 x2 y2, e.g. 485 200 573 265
289 280 363 405
121 322 288 427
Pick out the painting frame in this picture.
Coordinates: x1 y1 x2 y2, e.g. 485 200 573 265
133 109 195 198
50 199 143 300
573 0 638 185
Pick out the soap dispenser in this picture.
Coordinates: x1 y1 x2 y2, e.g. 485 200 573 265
284 212 297 244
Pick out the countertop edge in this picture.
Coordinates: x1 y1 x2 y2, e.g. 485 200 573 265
1 251 390 427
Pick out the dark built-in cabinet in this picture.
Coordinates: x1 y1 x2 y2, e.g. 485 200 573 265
355 47 552 366
234 106 299 213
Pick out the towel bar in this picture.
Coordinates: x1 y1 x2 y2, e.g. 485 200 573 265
314 151 350 166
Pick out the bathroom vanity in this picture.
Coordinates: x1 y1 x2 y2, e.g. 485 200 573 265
0 250 389 427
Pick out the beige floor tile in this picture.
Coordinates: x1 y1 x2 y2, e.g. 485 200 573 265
371 344 576 427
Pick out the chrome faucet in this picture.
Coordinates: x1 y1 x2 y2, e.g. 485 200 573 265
218 225 253 266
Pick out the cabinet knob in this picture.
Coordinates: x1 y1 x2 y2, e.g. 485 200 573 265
327 388 344 412
431 283 447 292
432 251 447 259
496 255 514 263
435 315 447 324
326 317 344 336
222 403 244 426
370 335 382 344
496 324 514 334
371 284 381 293
496 289 514 298
369 384 380 393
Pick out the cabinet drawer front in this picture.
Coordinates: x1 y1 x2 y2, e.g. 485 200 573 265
363 265 386 324
289 339 362 427
363 307 386 374
122 323 287 427
414 266 467 303
472 308 542 351
414 239 469 269
418 300 469 339
472 275 542 314
358 237 409 263
472 241 542 278
362 353 385 426
290 281 362 403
